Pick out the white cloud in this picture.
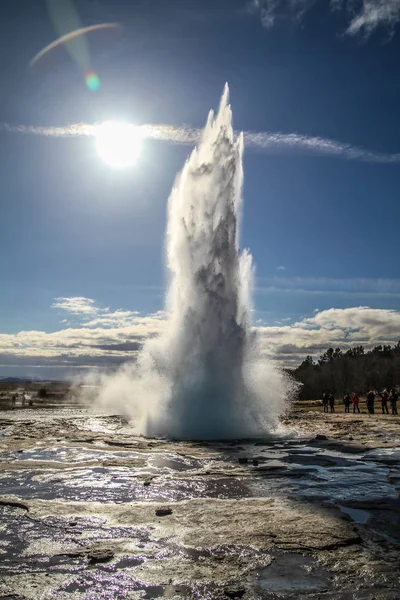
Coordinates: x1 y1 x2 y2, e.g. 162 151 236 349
52 297 98 315
247 0 400 36
306 306 400 339
85 309 142 328
0 297 167 372
51 297 155 329
257 306 400 365
276 266 286 271
247 0 316 28
1 298 400 372
345 0 400 36
0 315 166 360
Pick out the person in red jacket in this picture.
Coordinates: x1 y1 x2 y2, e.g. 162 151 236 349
379 390 389 414
352 393 360 414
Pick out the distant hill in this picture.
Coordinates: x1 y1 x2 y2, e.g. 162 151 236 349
0 377 64 384
0 377 40 383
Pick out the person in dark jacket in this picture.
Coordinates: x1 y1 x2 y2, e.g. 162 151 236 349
328 393 335 413
366 390 375 415
379 390 389 414
343 393 351 413
389 389 398 415
322 392 329 413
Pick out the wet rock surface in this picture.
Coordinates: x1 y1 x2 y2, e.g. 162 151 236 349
0 407 399 598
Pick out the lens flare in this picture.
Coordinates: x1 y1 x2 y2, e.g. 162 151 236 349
85 71 100 92
30 22 121 68
30 0 121 91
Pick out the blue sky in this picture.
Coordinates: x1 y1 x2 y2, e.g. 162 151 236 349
1 0 400 378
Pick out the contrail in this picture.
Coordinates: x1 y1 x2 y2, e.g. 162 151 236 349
0 122 95 137
1 120 400 164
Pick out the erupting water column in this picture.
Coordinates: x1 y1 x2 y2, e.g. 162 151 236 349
94 85 293 438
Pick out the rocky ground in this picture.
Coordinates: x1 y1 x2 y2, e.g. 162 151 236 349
0 404 399 599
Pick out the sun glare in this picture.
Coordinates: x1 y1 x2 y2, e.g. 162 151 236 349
95 121 142 169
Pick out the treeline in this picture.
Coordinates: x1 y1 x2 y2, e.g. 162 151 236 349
292 343 400 400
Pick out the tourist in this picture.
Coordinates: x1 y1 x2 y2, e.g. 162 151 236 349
389 389 398 415
379 389 389 415
328 393 335 413
352 393 360 414
322 392 329 414
343 393 351 413
366 390 375 415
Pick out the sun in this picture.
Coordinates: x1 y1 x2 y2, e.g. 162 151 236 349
95 121 142 168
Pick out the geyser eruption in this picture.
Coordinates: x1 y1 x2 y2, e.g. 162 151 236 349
93 85 294 438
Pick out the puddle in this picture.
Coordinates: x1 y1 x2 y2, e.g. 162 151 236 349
295 463 328 473
0 468 249 503
339 505 371 524
62 572 191 598
252 552 332 593
150 454 202 472
1 434 398 506
370 529 400 546
0 446 143 464
248 460 398 504
364 448 400 465
0 425 10 440
280 453 347 468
